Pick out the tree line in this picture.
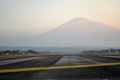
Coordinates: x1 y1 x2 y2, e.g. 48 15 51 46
0 50 39 55
82 49 120 54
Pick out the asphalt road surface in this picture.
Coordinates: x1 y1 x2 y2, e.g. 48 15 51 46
0 55 120 80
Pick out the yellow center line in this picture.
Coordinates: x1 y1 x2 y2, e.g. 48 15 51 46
0 62 120 73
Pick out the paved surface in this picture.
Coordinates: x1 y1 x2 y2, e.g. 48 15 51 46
54 56 101 66
0 55 120 80
0 57 45 66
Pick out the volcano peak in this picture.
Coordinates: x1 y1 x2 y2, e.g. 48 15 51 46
70 17 90 22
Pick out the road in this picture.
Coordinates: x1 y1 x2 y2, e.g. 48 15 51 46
0 55 120 80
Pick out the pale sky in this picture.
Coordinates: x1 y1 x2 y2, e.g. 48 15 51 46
0 0 120 37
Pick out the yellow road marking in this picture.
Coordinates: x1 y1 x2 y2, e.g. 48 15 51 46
0 62 120 73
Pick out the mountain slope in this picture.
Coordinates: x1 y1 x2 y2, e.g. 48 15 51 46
30 17 120 47
1 17 120 47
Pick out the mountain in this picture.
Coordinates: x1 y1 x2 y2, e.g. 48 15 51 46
1 17 120 48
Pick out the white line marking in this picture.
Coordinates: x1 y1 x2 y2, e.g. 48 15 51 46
54 56 101 66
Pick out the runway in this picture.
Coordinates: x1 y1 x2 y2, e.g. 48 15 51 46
0 57 45 66
0 55 119 80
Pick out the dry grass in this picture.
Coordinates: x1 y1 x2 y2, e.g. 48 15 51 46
0 53 50 59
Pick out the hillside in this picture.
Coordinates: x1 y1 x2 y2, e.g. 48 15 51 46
1 17 120 47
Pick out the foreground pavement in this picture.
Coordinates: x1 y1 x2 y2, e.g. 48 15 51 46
0 55 119 80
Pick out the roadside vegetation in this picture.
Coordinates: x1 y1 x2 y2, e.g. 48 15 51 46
81 49 120 56
0 50 50 59
0 49 120 58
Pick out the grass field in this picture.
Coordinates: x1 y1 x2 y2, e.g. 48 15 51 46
0 53 51 59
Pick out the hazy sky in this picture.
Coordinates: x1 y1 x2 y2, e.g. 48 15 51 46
0 0 120 37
